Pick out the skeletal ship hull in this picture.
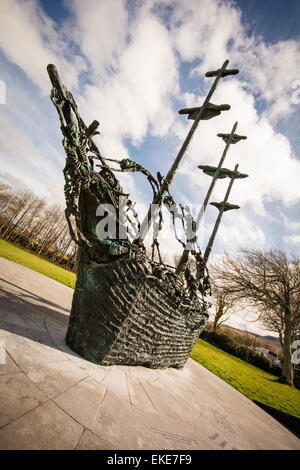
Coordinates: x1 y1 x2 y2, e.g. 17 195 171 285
65 258 207 369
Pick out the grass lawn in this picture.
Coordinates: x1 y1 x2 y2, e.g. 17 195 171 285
0 238 76 289
1 238 299 419
191 338 300 418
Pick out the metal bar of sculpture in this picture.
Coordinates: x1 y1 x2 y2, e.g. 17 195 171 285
202 163 248 266
47 59 248 369
138 60 238 242
175 122 247 275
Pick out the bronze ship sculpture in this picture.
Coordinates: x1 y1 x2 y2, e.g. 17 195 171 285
47 59 248 369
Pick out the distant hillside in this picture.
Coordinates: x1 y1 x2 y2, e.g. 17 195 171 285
263 335 280 344
206 322 281 356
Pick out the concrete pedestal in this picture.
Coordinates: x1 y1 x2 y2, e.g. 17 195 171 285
0 258 299 450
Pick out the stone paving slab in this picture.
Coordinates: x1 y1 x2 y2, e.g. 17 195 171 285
0 400 84 450
21 360 89 399
76 428 115 450
0 257 299 450
54 376 107 429
0 371 47 427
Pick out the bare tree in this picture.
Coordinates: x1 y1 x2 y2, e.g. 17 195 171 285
0 184 12 226
0 186 76 272
1 191 36 238
210 282 235 331
213 249 300 385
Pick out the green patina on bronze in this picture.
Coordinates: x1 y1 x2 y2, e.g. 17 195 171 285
47 60 247 369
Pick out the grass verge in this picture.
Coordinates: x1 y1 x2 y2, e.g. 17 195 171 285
0 238 76 288
191 338 300 418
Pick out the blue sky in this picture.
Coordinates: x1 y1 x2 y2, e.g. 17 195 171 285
235 0 300 42
0 0 300 333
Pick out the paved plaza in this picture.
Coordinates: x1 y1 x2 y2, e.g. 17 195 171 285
0 257 299 450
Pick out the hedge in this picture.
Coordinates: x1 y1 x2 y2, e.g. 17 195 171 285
200 329 282 377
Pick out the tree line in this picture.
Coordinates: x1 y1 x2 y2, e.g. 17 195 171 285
0 184 76 271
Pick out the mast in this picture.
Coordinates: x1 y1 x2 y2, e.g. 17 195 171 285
197 162 248 277
175 123 247 275
137 60 239 242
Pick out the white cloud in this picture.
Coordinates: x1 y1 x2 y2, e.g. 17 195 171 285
233 38 300 122
170 0 243 69
222 311 278 337
76 7 179 153
0 114 65 204
64 0 128 79
0 0 85 93
281 213 300 232
213 213 266 254
283 234 300 246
